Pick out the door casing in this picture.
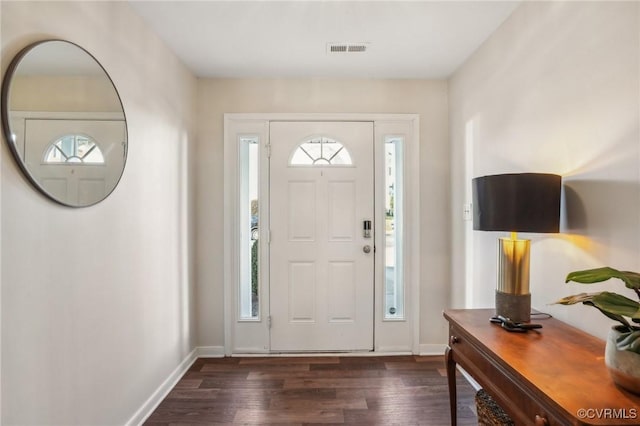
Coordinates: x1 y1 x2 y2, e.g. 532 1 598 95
223 113 420 355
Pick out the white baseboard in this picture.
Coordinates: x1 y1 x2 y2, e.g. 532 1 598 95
126 348 198 426
376 345 413 353
418 344 447 355
196 345 225 358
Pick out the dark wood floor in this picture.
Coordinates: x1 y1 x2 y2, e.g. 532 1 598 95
145 355 477 425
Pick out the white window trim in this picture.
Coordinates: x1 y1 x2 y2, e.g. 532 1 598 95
43 133 106 165
223 113 420 355
289 136 353 166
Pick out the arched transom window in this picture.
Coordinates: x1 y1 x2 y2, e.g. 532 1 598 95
44 134 105 164
290 136 352 166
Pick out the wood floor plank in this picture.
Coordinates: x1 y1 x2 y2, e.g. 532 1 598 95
401 375 467 387
217 388 338 401
166 388 219 399
234 408 345 424
239 357 340 365
384 361 448 370
343 405 477 426
247 368 406 380
201 363 310 372
269 396 368 410
174 378 203 389
145 407 237 424
336 384 474 400
158 398 271 410
201 377 285 389
340 355 416 363
309 361 386 371
182 371 250 380
283 377 404 389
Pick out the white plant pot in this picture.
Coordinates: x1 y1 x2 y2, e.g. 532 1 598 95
605 326 640 395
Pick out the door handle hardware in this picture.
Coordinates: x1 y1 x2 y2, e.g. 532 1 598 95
363 245 372 253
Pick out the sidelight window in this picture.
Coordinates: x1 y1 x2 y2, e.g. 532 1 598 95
384 137 404 319
239 136 260 319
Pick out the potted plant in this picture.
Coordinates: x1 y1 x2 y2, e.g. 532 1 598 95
556 267 640 394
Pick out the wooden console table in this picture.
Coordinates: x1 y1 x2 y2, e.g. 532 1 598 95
444 309 640 425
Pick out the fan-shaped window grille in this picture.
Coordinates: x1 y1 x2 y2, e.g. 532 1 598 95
290 137 352 166
44 134 105 164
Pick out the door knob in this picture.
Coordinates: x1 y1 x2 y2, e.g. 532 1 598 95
363 245 371 253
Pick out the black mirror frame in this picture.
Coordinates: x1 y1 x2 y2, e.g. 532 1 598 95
1 39 128 207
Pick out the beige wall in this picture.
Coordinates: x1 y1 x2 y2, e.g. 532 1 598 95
11 75 122 112
195 78 450 348
1 1 197 424
450 1 640 339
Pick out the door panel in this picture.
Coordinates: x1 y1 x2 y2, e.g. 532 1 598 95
289 261 316 322
288 181 316 241
328 181 355 241
328 261 356 321
269 121 374 352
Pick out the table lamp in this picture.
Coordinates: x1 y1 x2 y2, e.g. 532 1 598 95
472 173 561 323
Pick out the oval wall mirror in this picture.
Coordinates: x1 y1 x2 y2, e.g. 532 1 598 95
1 40 127 207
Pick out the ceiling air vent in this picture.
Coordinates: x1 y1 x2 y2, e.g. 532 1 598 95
348 45 367 52
330 44 348 53
327 42 369 54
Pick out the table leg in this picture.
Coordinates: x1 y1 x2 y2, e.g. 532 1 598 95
445 345 457 426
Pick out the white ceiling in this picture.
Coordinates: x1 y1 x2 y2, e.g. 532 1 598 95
128 0 520 79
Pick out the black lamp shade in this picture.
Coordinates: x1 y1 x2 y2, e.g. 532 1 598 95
472 173 561 233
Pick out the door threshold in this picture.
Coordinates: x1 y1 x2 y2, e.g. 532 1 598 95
231 351 413 357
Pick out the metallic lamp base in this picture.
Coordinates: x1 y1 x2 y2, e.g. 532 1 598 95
495 290 531 323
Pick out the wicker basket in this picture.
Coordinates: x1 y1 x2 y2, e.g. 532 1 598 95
475 389 514 426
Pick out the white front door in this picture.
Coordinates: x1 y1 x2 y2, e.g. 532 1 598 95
24 119 126 205
269 121 374 352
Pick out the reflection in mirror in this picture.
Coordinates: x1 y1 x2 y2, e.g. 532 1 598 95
1 40 127 207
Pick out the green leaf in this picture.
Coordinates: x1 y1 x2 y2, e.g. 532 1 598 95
554 293 594 305
591 292 640 320
583 300 633 330
565 267 640 290
553 292 637 330
618 271 640 289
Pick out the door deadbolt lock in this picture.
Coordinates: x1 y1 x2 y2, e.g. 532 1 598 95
363 220 372 238
363 245 372 254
